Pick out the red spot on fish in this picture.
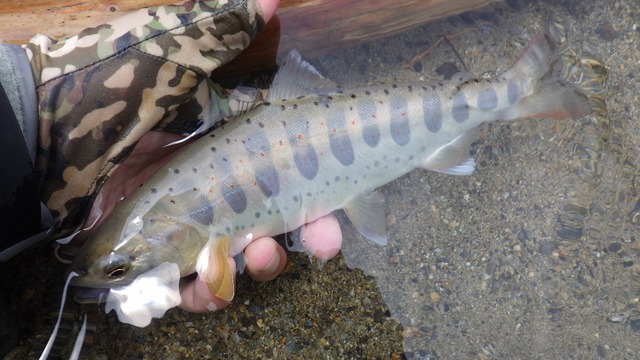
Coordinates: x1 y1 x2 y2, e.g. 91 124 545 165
298 134 303 140
252 181 257 186
320 121 325 126
401 112 406 116
230 184 235 189
351 120 356 125
239 159 244 164
372 114 377 119
260 152 265 157
332 128 337 133
279 140 283 146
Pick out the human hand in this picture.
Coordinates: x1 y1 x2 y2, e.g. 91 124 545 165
25 0 272 239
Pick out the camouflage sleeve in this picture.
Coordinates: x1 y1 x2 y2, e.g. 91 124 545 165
22 0 266 238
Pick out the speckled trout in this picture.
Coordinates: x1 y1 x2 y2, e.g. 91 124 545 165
70 27 591 301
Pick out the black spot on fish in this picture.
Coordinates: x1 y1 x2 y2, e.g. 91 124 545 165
384 89 390 95
313 101 319 106
424 95 443 132
477 88 498 110
151 188 157 193
282 121 286 127
246 118 251 124
281 105 286 111
390 95 410 146
264 102 271 106
211 146 216 152
452 91 470 122
192 168 198 173
258 122 265 128
363 123 380 148
365 90 371 96
413 62 423 72
293 195 299 202
168 187 173 192
173 168 180 174
294 145 319 180
408 85 413 92
256 166 279 198
334 176 340 182
507 81 519 105
255 212 261 218
293 104 298 109
225 138 231 144
191 204 214 225
392 84 398 89
350 94 356 99
223 182 247 214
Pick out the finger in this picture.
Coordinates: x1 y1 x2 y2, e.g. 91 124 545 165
257 0 279 22
179 256 236 313
244 236 287 282
299 214 343 260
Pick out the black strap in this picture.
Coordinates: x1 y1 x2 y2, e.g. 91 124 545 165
0 82 41 247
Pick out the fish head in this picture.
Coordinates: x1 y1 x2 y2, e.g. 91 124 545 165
70 211 206 289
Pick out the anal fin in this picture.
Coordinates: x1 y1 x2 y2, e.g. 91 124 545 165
420 128 479 176
344 191 388 246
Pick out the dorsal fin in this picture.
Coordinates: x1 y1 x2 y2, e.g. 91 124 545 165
267 49 339 101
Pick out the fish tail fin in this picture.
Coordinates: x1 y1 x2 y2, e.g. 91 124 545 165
502 26 592 121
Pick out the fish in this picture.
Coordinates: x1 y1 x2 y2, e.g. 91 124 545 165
69 26 591 303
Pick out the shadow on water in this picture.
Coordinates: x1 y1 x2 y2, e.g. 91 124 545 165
3 0 640 358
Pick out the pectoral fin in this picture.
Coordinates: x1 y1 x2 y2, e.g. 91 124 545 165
196 234 234 302
344 191 388 246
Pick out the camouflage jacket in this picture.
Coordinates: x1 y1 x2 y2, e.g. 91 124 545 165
1 0 266 254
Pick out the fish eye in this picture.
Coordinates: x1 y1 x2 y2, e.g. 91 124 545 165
104 263 130 279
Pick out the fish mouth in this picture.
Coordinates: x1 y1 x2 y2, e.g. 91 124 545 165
73 287 111 304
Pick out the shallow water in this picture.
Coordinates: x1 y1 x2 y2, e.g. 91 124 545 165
3 0 639 358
